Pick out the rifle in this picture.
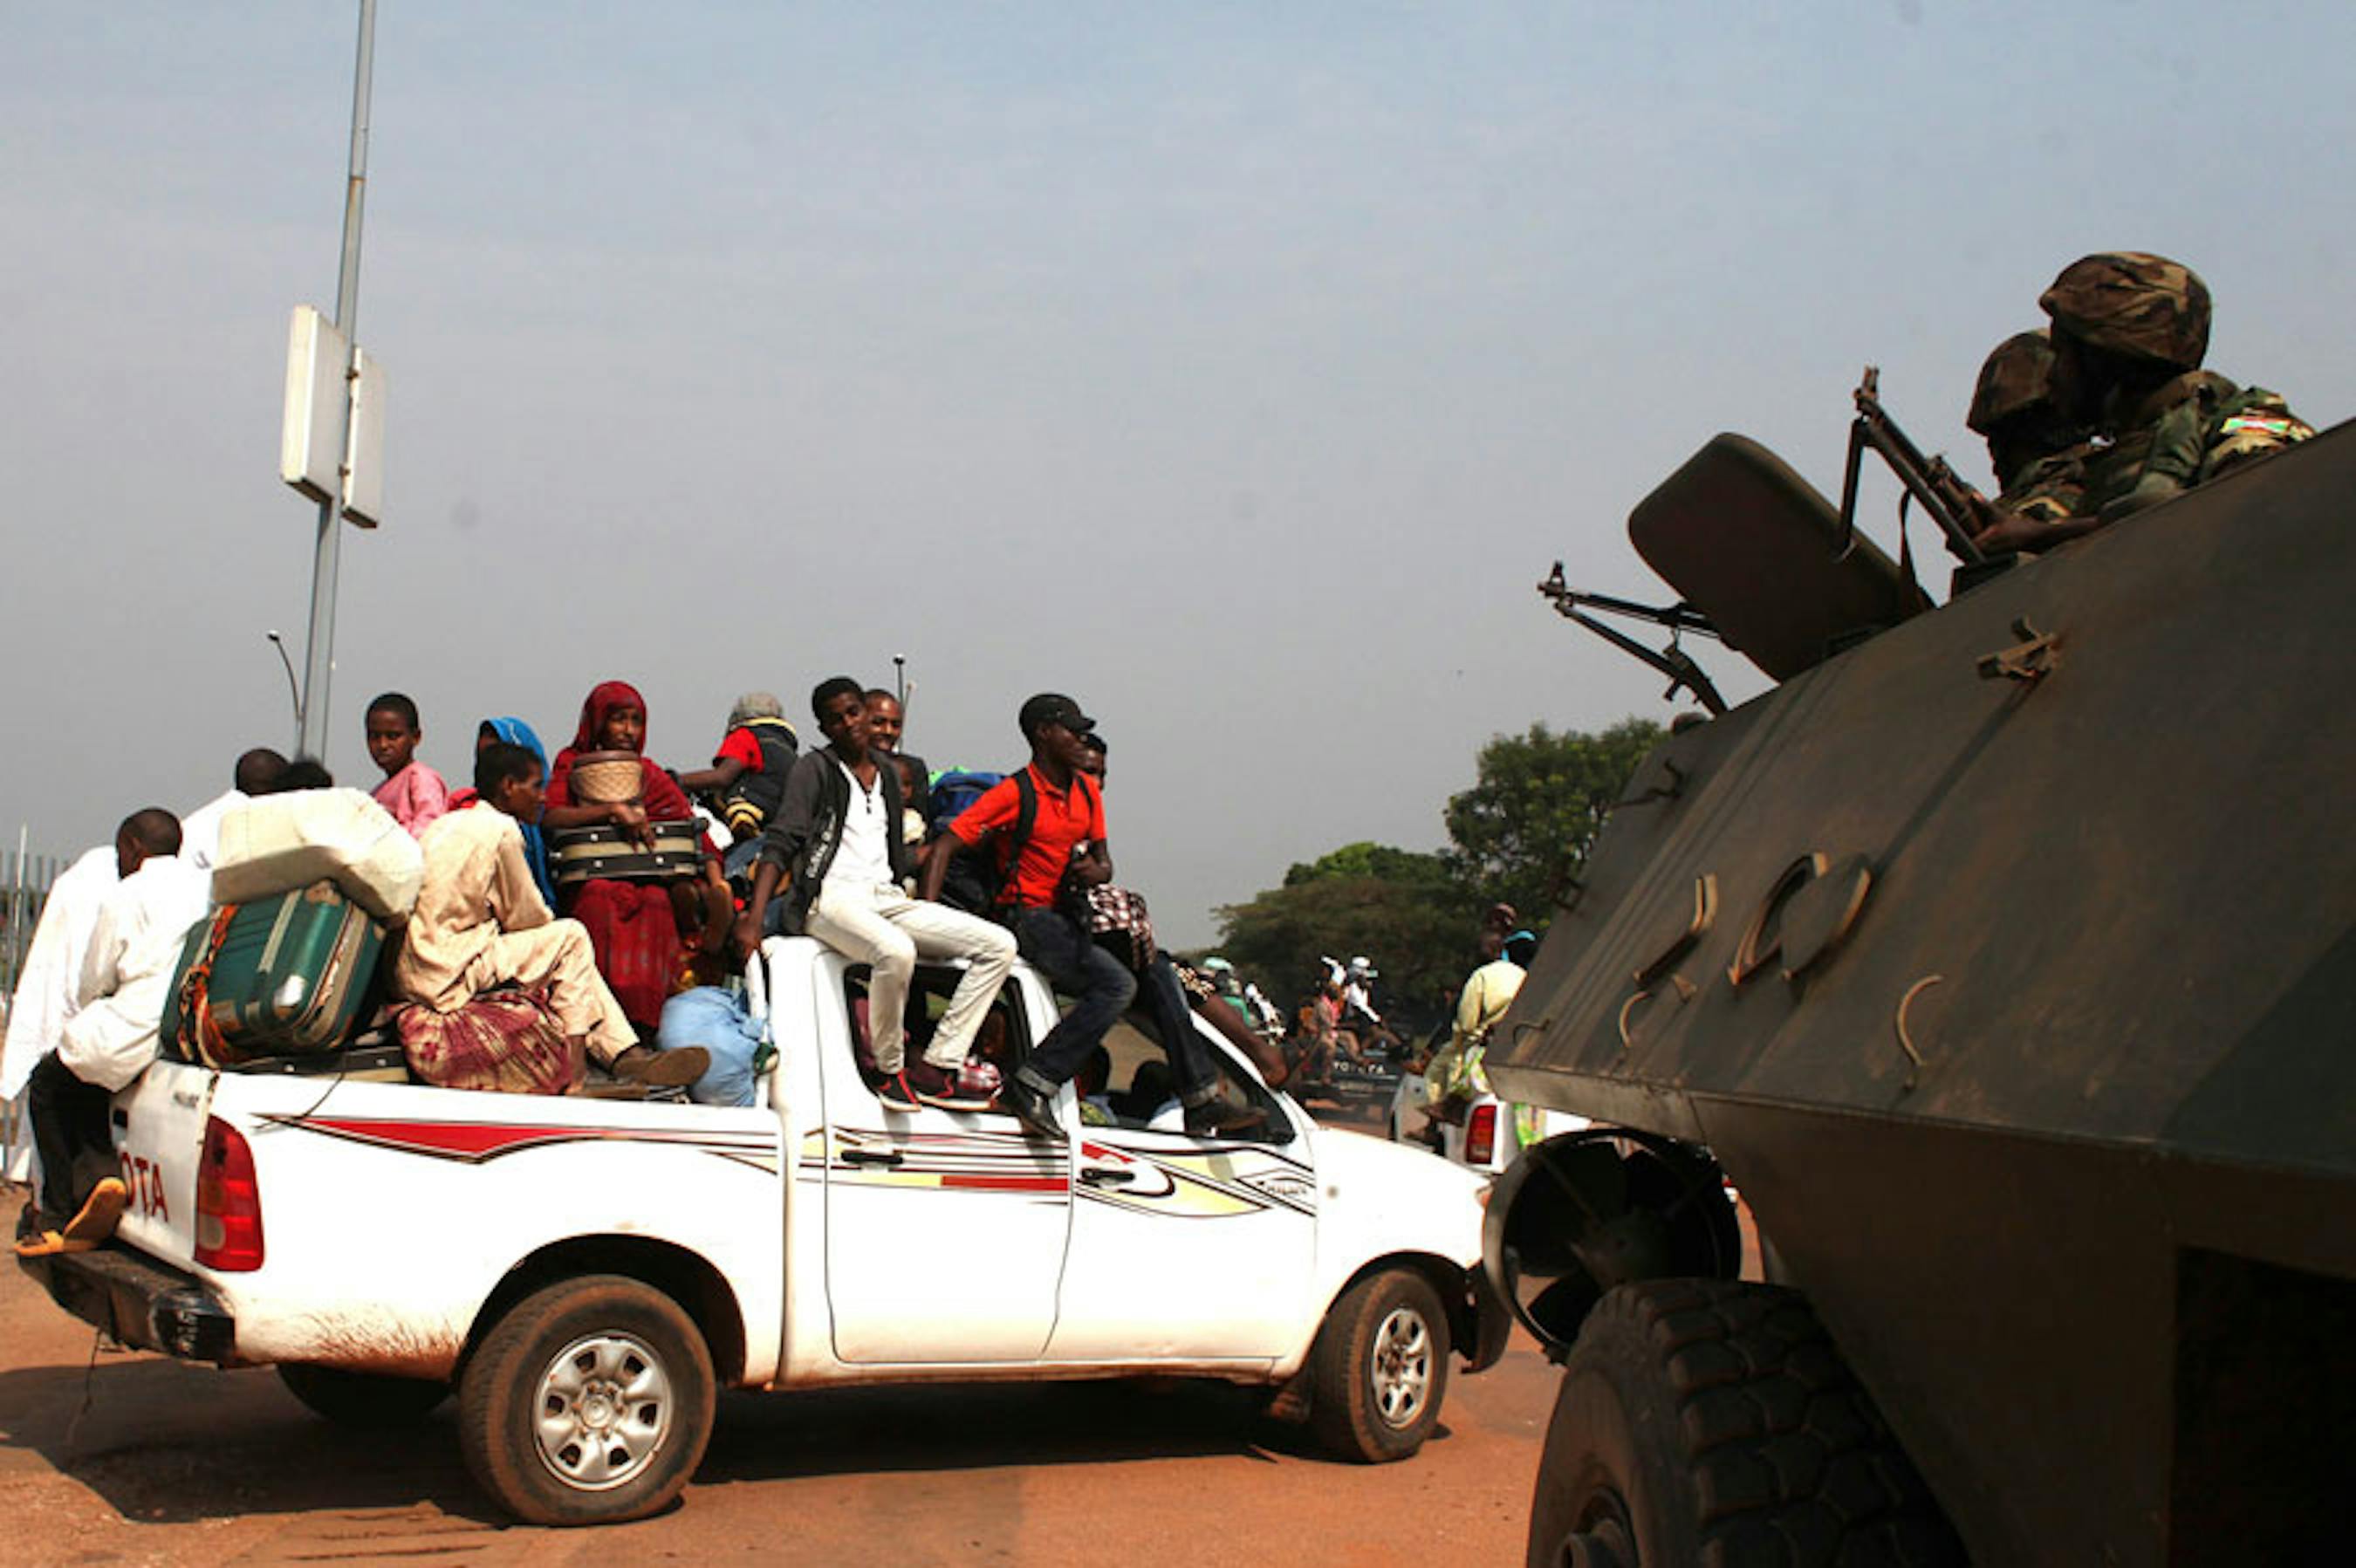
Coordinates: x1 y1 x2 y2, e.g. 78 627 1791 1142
1839 366 1988 565
1536 564 1729 716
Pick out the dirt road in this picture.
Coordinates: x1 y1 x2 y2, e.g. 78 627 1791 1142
0 1170 1557 1566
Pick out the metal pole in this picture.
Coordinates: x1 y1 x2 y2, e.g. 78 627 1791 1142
266 630 305 733
297 0 376 761
6 825 24 992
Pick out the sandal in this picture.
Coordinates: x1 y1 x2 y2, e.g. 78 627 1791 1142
60 1177 129 1248
14 1229 67 1257
12 1229 100 1257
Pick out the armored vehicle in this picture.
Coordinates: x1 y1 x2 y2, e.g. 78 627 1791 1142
1483 417 2355 1565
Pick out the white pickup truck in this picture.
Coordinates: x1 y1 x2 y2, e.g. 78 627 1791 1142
1388 1066 1589 1176
19 936 1504 1525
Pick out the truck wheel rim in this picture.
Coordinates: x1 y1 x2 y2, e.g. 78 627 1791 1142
532 1332 674 1491
1369 1305 1432 1428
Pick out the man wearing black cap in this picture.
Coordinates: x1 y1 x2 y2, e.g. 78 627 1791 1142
919 693 1222 1139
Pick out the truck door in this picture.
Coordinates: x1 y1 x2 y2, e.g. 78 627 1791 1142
818 957 1070 1363
1046 1017 1316 1362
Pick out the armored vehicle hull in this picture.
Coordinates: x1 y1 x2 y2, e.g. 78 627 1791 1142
1489 423 2356 1565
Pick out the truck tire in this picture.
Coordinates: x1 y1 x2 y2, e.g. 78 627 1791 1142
1309 1268 1451 1463
1528 1280 1962 1568
277 1363 449 1427
457 1273 716 1526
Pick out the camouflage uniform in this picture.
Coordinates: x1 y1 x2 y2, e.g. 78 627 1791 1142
1966 328 2098 527
2040 251 2313 518
2079 372 2316 515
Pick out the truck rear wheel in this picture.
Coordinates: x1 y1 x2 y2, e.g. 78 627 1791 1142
457 1274 716 1526
1528 1279 1961 1568
1308 1268 1451 1462
277 1364 449 1427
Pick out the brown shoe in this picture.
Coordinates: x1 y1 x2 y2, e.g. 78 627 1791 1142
611 1045 709 1088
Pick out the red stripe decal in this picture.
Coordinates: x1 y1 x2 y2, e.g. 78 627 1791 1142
940 1173 1067 1193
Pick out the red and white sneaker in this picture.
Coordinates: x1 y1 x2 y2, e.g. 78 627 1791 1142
909 1058 998 1112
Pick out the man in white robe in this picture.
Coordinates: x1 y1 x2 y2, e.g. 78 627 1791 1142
1 846 118 1183
16 811 209 1255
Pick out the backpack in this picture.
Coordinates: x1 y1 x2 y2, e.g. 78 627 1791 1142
926 770 1005 839
718 717 801 841
934 771 1045 920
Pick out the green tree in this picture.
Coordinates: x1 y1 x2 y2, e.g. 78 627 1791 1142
1213 843 1472 1024
1206 718 1663 1029
1442 717 1663 918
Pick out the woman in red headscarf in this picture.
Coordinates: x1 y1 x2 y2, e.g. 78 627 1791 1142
543 681 699 1035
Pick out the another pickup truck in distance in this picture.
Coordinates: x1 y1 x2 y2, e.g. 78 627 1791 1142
20 935 1506 1525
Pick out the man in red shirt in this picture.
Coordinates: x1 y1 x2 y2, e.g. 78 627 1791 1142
918 694 1217 1139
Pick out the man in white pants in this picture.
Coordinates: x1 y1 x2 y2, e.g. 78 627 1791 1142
734 677 1016 1112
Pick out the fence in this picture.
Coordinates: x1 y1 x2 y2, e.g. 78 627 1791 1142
2 836 67 1174
2 840 68 1003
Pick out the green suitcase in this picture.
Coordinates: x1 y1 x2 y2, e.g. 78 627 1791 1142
164 880 389 1065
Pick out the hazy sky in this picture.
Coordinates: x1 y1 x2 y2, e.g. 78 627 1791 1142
3 3 2349 947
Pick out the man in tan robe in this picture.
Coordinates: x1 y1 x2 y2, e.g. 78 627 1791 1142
396 743 705 1087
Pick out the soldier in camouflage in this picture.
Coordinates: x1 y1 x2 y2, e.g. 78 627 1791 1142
1965 328 2098 529
1971 252 2314 556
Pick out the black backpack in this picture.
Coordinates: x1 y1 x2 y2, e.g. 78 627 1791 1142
717 717 801 841
937 770 1084 921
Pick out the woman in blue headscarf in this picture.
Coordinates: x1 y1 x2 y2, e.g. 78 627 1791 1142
471 716 558 904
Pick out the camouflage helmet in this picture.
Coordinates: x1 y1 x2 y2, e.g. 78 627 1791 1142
2038 251 2211 371
1967 329 2059 435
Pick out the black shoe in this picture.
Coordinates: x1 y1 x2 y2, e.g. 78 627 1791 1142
875 1070 922 1113
997 1076 1064 1140
909 1058 996 1113
1184 1099 1265 1140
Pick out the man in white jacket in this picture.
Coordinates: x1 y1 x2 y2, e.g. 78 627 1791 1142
15 810 209 1256
0 845 117 1182
177 747 290 873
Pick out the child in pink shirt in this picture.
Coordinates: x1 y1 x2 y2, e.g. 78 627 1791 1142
366 691 450 837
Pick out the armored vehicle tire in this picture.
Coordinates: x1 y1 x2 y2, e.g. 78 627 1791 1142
1528 1279 1962 1568
1309 1268 1451 1462
457 1273 717 1527
277 1363 449 1427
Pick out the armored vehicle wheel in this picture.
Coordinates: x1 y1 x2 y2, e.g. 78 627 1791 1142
457 1274 716 1526
1309 1268 1451 1462
277 1363 449 1427
1528 1279 1961 1568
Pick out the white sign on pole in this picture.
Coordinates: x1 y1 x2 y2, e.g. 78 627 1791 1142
279 305 349 504
342 348 386 529
279 305 387 529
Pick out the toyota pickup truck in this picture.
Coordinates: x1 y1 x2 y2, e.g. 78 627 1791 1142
17 935 1503 1525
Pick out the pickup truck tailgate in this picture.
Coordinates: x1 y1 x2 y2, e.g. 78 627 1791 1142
110 1059 216 1268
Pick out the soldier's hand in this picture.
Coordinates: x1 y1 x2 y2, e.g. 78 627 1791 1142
1969 508 2051 557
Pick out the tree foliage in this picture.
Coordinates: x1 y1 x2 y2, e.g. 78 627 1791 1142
1213 844 1473 1023
1209 719 1664 1022
1442 717 1663 918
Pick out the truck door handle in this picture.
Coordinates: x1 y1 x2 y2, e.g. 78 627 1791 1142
840 1148 904 1167
1079 1167 1134 1186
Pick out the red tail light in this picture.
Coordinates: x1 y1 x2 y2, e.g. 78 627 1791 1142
1466 1103 1497 1166
195 1117 265 1271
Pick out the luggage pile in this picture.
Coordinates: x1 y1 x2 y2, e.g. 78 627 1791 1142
163 790 420 1073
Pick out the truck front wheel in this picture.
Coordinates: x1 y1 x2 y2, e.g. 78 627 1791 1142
1308 1268 1451 1462
1528 1279 1961 1567
457 1274 716 1526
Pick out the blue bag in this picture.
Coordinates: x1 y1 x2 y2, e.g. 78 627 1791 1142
658 985 771 1107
